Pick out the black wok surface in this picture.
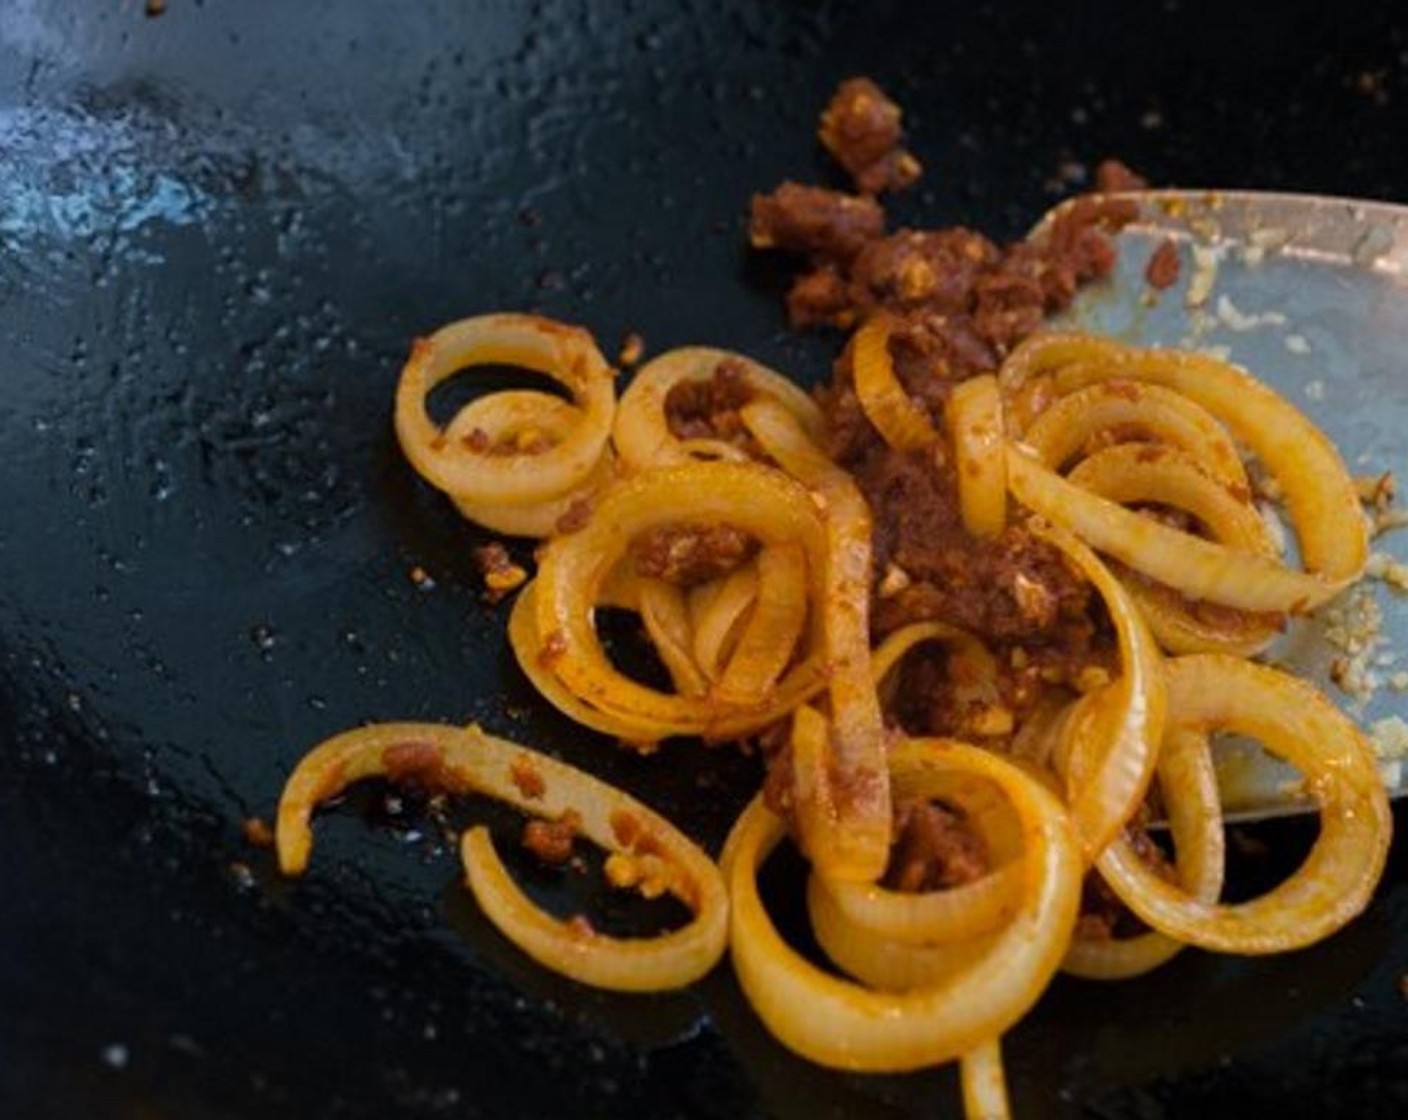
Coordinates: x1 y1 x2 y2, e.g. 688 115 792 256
3 2 1407 1117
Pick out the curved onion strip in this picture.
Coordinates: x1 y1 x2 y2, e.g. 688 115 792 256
1032 521 1166 859
1009 691 1077 768
675 436 753 462
276 721 727 991
871 620 987 686
461 828 718 993
596 561 654 611
1021 380 1249 493
814 761 1027 947
532 461 830 738
741 398 890 881
871 621 1010 736
1008 448 1346 613
1123 577 1281 660
443 392 617 538
1066 444 1272 553
807 873 997 991
1062 727 1225 980
395 313 614 507
1002 333 1367 585
614 346 824 473
961 1038 1012 1120
714 544 809 703
509 583 675 741
690 564 760 681
451 463 613 539
639 579 709 699
1067 443 1281 655
1007 373 1057 435
851 314 938 452
946 374 1007 538
720 739 1080 1071
1097 655 1391 954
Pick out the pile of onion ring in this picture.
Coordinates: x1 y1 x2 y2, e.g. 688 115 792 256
275 312 1391 1120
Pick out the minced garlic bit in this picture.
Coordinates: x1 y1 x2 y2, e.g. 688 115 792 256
604 851 674 899
1374 507 1408 537
1368 715 1408 761
1303 380 1326 402
1075 665 1112 693
877 563 911 598
966 706 1015 737
1365 550 1408 593
1185 244 1221 309
1323 585 1386 703
1257 501 1289 556
1214 293 1287 333
1284 334 1311 355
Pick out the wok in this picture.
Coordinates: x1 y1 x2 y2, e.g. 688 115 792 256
2 2 1407 1117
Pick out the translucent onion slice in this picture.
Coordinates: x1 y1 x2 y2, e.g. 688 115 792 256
1067 443 1282 656
509 582 673 741
614 346 823 473
1002 333 1367 588
812 762 1026 948
871 620 1010 739
1062 727 1224 980
1008 448 1346 613
1097 655 1391 954
638 578 709 699
713 543 809 704
689 563 760 681
532 461 830 738
1065 444 1271 553
1032 522 1166 859
946 374 1007 538
1020 379 1249 494
961 1038 1012 1120
720 739 1081 1072
807 872 998 991
395 313 614 508
443 390 616 538
741 398 890 882
851 314 938 452
276 721 728 991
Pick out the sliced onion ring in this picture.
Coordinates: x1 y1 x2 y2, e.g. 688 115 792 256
614 346 823 473
1096 655 1391 954
851 313 938 452
946 373 1007 538
1019 378 1249 494
1002 333 1367 588
1031 521 1166 859
741 398 891 882
720 738 1080 1072
276 721 728 991
1008 448 1346 613
443 390 617 538
1067 443 1282 656
395 312 614 508
532 461 830 739
1062 727 1225 980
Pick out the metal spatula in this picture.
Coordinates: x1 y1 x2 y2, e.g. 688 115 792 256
1033 189 1408 823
